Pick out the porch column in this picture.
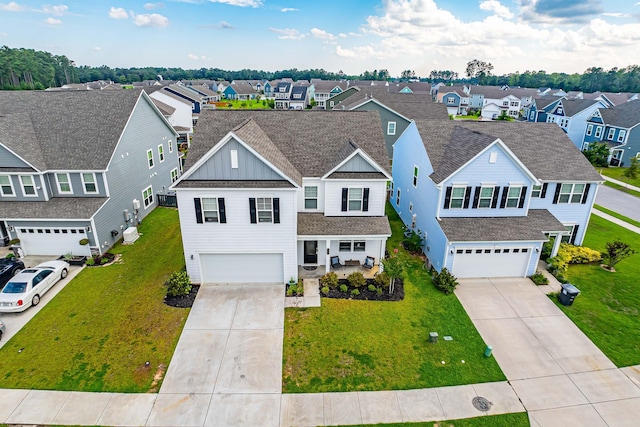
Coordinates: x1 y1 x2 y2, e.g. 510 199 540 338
551 233 562 257
325 239 331 273
379 239 386 272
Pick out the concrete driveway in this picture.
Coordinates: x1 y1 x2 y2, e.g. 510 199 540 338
456 278 640 426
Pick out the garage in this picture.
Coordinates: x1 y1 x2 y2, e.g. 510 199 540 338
16 226 91 256
451 246 532 278
200 253 284 284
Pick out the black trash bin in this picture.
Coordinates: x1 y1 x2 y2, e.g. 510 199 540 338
558 283 580 306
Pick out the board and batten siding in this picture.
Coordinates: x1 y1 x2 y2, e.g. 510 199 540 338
336 154 379 173
177 188 298 284
93 94 179 254
323 180 387 216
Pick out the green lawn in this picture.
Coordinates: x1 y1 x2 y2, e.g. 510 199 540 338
282 205 505 393
602 181 640 198
333 412 530 427
0 208 188 392
554 214 640 367
593 204 640 228
599 166 640 188
215 99 271 109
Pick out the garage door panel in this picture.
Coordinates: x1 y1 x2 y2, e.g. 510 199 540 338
452 247 531 278
17 227 91 256
200 253 283 283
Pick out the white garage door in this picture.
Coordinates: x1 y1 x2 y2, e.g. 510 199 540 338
200 253 284 283
451 247 531 278
16 226 91 256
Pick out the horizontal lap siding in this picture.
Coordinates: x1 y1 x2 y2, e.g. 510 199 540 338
324 180 386 216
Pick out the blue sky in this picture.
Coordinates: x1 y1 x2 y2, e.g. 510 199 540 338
1 0 639 77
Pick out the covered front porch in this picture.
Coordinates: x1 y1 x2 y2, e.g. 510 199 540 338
298 263 380 280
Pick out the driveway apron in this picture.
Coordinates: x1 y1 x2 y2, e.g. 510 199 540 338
456 278 640 427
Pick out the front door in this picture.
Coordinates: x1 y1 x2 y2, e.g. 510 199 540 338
304 241 317 264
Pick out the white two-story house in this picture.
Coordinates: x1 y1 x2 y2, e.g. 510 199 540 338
171 110 391 284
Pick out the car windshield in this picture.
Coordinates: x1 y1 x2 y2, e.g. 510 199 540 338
2 282 27 293
0 259 11 266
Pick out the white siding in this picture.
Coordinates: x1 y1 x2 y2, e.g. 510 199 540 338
298 178 324 213
323 180 387 216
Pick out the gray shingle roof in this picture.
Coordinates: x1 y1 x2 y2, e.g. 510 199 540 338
335 88 448 120
175 180 295 189
415 120 603 183
598 100 640 128
298 213 391 236
0 197 108 219
184 110 390 179
0 90 143 171
150 98 176 116
439 209 566 242
312 80 348 93
557 99 599 117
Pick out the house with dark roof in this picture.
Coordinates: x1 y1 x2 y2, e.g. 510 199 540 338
170 110 391 284
311 80 348 108
273 81 293 109
544 99 607 148
391 121 602 278
524 94 565 122
582 100 640 166
435 86 469 116
223 81 258 101
0 90 180 256
144 87 194 146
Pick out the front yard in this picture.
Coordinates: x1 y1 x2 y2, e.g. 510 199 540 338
599 166 640 188
0 207 188 392
282 206 505 393
555 214 640 367
214 99 271 109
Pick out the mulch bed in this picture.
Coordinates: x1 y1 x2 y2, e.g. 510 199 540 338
164 285 200 308
321 278 404 301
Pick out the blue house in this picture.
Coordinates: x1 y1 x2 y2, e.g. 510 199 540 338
391 121 602 278
525 95 563 122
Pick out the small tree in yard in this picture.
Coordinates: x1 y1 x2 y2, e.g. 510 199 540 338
623 157 639 181
433 268 459 294
165 270 192 297
602 240 636 270
381 255 403 295
582 142 609 168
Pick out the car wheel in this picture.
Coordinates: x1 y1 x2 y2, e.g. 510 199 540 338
32 294 40 306
12 267 22 276
60 268 68 279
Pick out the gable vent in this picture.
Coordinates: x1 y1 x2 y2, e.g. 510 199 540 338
489 152 497 163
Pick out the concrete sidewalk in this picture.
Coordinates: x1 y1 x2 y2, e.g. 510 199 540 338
592 208 640 234
601 174 640 193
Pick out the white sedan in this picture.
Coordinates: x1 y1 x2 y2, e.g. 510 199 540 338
0 260 69 313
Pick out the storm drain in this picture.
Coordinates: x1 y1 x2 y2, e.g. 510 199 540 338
472 396 492 411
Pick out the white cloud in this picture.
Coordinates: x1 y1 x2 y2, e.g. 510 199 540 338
220 20 234 29
208 0 262 7
602 12 629 18
45 17 61 24
0 2 27 12
310 27 336 41
143 2 164 9
0 32 8 36
188 53 199 60
92 46 102 51
42 4 68 15
479 0 513 19
109 6 128 19
281 7 297 12
269 27 305 40
133 13 169 27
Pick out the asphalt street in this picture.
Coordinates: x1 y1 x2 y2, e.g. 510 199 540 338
595 185 640 223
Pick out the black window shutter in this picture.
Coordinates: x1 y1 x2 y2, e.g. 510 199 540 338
472 187 481 209
541 183 548 198
463 186 472 209
194 198 203 224
552 183 561 204
341 188 348 211
249 198 257 223
443 186 452 209
492 186 500 208
581 183 591 204
218 198 226 223
570 224 579 244
362 188 370 212
273 198 280 223
518 186 528 208
500 186 509 208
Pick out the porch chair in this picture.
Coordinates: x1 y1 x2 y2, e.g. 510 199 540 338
363 256 375 269
330 256 343 269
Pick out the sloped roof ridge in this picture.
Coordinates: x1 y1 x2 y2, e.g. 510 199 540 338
323 138 359 175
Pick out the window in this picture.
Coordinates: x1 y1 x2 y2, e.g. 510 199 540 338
158 145 165 162
168 139 173 153
387 121 396 135
505 186 522 208
594 126 602 138
559 183 585 204
532 185 542 198
56 173 72 193
396 189 401 205
586 124 593 136
449 186 466 209
607 128 615 140
170 168 179 183
20 175 36 196
0 175 14 196
478 186 494 208
147 149 154 168
618 130 626 142
561 225 577 243
142 186 153 208
82 173 98 193
353 241 366 252
412 166 418 187
304 186 318 209
348 188 363 211
257 197 273 223
447 97 455 104
339 241 351 251
202 198 219 222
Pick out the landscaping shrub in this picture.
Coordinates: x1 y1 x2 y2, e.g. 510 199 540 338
85 258 95 266
339 284 348 293
320 271 339 289
286 282 303 297
433 268 458 294
321 286 329 295
165 270 192 297
374 272 390 289
5 253 15 259
347 271 366 288
402 231 423 253
530 271 549 286
548 243 602 275
367 284 377 292
541 239 554 261
350 289 360 296
376 286 383 296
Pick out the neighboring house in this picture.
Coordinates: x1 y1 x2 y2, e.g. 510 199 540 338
332 88 448 159
274 81 293 109
391 120 602 278
185 85 220 102
223 81 258 101
0 90 180 256
311 80 348 108
145 87 194 146
289 86 309 109
545 99 606 148
388 82 431 94
524 95 564 122
171 110 391 284
325 87 360 110
582 100 640 166
436 87 469 116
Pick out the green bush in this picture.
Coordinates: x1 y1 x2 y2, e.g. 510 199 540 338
376 286 383 296
374 272 390 289
320 272 339 289
347 271 366 288
100 256 110 265
367 284 377 292
549 243 602 275
541 239 554 261
85 258 95 266
339 284 348 293
530 271 549 286
402 231 423 253
165 270 192 297
433 268 458 295
321 286 329 295
351 289 360 296
5 253 15 259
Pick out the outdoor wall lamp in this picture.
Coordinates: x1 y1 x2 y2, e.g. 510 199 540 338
190 254 194 260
